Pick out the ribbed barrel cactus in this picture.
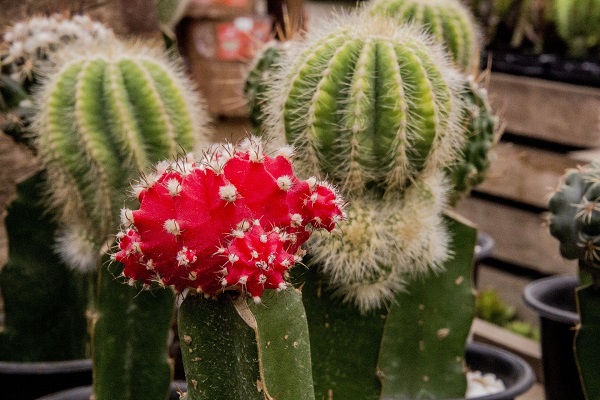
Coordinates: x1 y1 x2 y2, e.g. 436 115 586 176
30 36 211 399
34 38 209 272
368 0 479 72
244 41 286 135
268 11 479 399
549 163 600 400
113 138 345 400
447 76 500 205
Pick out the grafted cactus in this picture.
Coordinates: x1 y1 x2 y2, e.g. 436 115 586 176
114 138 344 400
447 76 500 205
269 12 464 310
268 11 479 399
368 0 479 71
244 41 285 135
549 163 600 399
34 38 209 271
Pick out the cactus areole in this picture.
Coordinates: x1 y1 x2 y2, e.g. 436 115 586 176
272 14 463 200
113 138 344 301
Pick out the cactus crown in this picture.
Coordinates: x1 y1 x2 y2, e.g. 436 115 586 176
549 163 600 268
268 12 464 201
368 0 479 72
33 37 210 272
113 137 345 302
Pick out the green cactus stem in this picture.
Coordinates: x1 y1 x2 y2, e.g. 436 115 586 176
244 41 285 135
178 290 314 400
368 0 479 72
553 0 600 57
447 76 500 206
292 212 477 399
0 172 89 361
575 282 600 400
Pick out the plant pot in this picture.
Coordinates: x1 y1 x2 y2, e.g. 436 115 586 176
523 275 584 400
36 381 188 400
459 342 535 400
0 358 92 400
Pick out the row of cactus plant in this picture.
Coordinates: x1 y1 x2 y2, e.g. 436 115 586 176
548 163 600 400
113 138 345 400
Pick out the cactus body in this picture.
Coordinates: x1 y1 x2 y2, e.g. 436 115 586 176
575 284 600 400
369 0 479 71
292 213 477 399
244 41 285 135
178 290 314 400
34 38 209 271
269 13 463 311
548 163 600 266
553 0 600 56
447 77 499 205
114 138 344 299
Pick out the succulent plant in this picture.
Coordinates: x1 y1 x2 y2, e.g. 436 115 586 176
447 75 500 205
244 41 285 135
368 0 479 72
113 138 345 399
267 11 479 399
553 0 600 57
549 163 600 400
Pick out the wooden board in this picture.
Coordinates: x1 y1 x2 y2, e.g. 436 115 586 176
476 142 589 208
455 197 577 276
488 73 600 148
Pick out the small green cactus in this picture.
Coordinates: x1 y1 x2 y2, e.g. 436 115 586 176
553 0 600 57
447 75 500 205
549 163 600 399
368 0 479 72
244 41 285 135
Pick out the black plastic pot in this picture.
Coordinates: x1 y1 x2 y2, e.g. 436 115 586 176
36 381 187 400
0 358 92 400
523 275 584 400
459 342 535 400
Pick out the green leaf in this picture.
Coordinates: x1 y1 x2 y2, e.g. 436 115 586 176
377 212 477 399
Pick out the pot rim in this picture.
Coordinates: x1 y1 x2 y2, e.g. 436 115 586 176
476 232 495 262
522 275 579 325
0 358 91 374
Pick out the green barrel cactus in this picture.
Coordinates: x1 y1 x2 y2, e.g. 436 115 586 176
447 76 500 206
31 37 210 399
549 163 600 400
369 0 479 72
268 12 479 398
244 41 286 135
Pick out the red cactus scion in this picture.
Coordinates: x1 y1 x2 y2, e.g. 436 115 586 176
113 138 345 302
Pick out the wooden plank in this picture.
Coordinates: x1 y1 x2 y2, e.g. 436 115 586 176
476 142 586 208
488 73 600 148
455 197 577 275
472 318 542 383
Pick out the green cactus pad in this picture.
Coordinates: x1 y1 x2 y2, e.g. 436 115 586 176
575 283 600 400
0 172 89 361
178 289 314 400
294 212 477 399
92 262 175 400
272 12 463 199
369 0 479 71
34 38 209 265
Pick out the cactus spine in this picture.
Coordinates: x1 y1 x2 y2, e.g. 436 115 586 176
368 0 479 72
114 139 344 399
549 163 600 399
